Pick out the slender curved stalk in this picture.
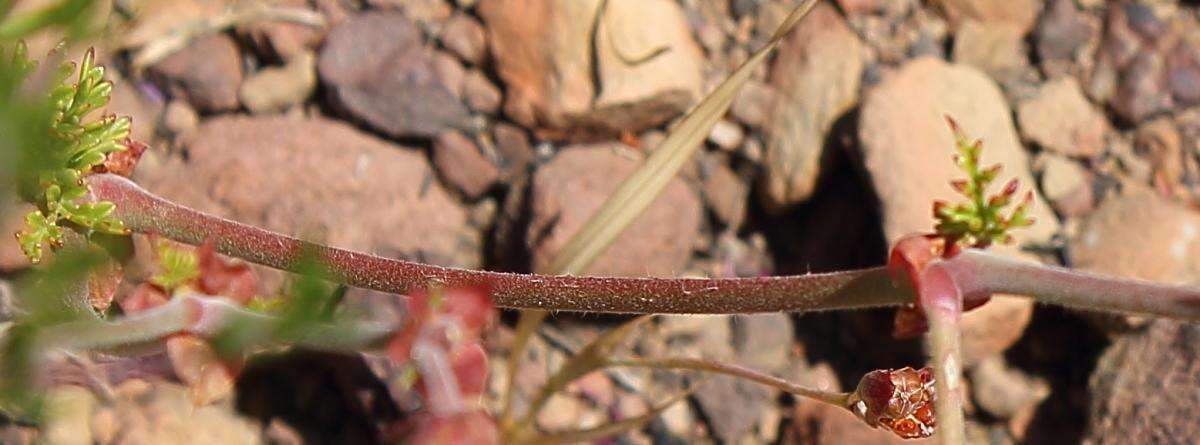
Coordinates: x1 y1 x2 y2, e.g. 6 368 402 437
39 293 396 353
87 173 911 314
608 357 850 407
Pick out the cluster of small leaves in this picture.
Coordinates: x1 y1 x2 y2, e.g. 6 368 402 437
932 117 1034 248
15 46 131 263
148 240 199 290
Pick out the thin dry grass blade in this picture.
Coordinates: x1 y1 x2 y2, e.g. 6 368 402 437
547 0 819 275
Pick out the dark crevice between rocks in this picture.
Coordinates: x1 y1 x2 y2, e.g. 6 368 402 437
1004 306 1108 444
748 108 924 389
235 350 402 445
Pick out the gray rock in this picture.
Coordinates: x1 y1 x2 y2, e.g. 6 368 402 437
318 11 471 138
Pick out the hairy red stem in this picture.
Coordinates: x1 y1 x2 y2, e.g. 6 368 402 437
87 174 909 314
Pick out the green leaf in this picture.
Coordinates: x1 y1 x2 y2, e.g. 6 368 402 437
150 241 199 290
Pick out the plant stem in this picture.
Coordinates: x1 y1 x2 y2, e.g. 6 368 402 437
947 250 1200 320
609 357 850 408
923 306 965 444
85 174 1200 320
39 293 396 353
87 173 910 314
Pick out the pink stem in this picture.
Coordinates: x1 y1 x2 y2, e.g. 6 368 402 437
941 250 1200 321
87 173 909 314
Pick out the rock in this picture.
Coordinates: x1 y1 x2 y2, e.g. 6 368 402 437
733 313 793 373
479 0 601 129
1039 154 1093 217
162 100 198 137
859 58 1060 361
960 293 1035 366
1034 0 1100 77
462 70 502 114
968 356 1049 421
480 0 703 134
536 393 590 431
1113 52 1171 123
237 0 324 62
694 373 772 443
1069 190 1200 285
707 119 744 152
101 380 262 444
318 11 471 138
432 50 467 98
433 130 500 199
588 0 705 132
526 144 702 277
134 116 478 270
932 0 1041 34
691 312 792 443
1087 4 1200 124
148 33 243 112
1086 320 1200 443
859 57 1060 245
731 79 775 128
370 0 454 25
1065 188 1200 442
762 2 863 210
1136 118 1186 193
108 73 162 146
952 21 1027 79
700 155 749 230
1016 77 1109 158
491 122 534 179
441 13 488 65
239 51 317 114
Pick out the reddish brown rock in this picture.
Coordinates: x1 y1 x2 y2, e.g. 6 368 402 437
952 21 1028 79
1038 154 1094 217
134 116 478 269
731 80 775 128
1016 77 1109 158
762 2 863 210
148 34 243 112
1034 0 1100 77
318 11 471 138
1069 192 1200 443
237 0 324 62
462 70 502 114
480 0 703 134
433 130 500 199
1086 320 1200 443
479 0 601 130
526 144 701 277
588 0 705 132
441 13 488 65
700 155 749 230
1069 190 1200 284
239 51 317 114
491 122 534 180
932 0 1041 34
